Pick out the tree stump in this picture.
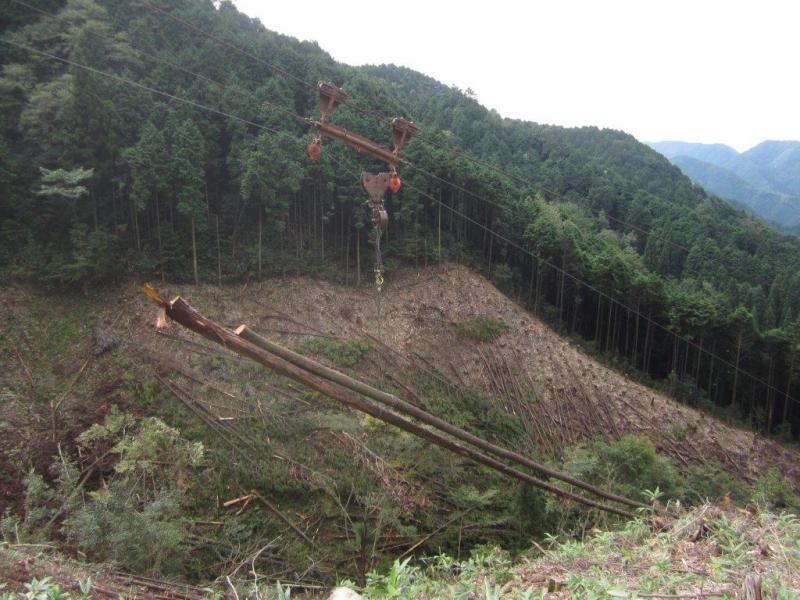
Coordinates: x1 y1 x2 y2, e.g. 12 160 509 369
739 573 762 600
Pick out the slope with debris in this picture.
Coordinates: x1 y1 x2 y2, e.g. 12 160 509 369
174 263 799 483
1 263 799 587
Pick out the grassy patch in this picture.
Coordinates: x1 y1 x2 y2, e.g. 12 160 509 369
299 338 371 367
455 316 509 342
353 505 800 599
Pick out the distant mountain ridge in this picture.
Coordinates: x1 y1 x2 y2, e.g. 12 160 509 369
650 140 800 233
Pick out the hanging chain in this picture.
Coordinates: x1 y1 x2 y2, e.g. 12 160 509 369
362 172 390 292
373 226 384 291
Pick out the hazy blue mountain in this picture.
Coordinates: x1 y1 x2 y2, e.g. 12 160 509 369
650 141 740 168
671 155 800 228
743 141 800 197
650 140 800 233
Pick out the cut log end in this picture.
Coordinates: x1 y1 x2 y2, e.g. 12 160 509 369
142 283 167 307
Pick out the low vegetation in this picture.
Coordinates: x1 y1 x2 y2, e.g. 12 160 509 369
335 503 800 599
4 501 798 598
300 338 372 367
455 316 509 342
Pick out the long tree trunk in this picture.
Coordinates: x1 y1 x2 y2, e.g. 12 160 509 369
528 254 535 307
624 308 631 358
695 335 704 384
437 198 442 263
231 198 244 259
571 294 579 333
155 191 164 283
133 198 141 251
296 199 302 259
92 189 98 231
345 218 351 285
731 329 743 408
707 341 716 401
595 295 602 345
671 333 679 375
783 352 794 427
766 357 775 433
145 291 637 518
633 300 641 366
258 208 263 278
643 309 653 373
534 253 542 312
356 227 361 287
558 250 566 329
215 214 222 287
191 216 198 285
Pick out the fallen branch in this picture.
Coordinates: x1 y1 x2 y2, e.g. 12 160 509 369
13 346 37 393
400 510 470 558
250 491 320 552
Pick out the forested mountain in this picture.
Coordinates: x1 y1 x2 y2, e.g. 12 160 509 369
651 140 800 233
2 0 800 440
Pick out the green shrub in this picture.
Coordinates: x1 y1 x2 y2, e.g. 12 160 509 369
62 412 204 575
366 557 417 598
64 483 187 575
562 436 678 502
671 425 687 441
301 338 371 367
455 316 509 342
491 264 514 290
751 468 800 512
1 456 79 544
418 378 524 444
679 462 747 505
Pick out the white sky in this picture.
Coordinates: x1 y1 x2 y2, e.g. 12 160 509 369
233 0 800 153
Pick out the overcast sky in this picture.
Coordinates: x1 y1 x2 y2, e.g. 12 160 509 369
233 0 799 152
